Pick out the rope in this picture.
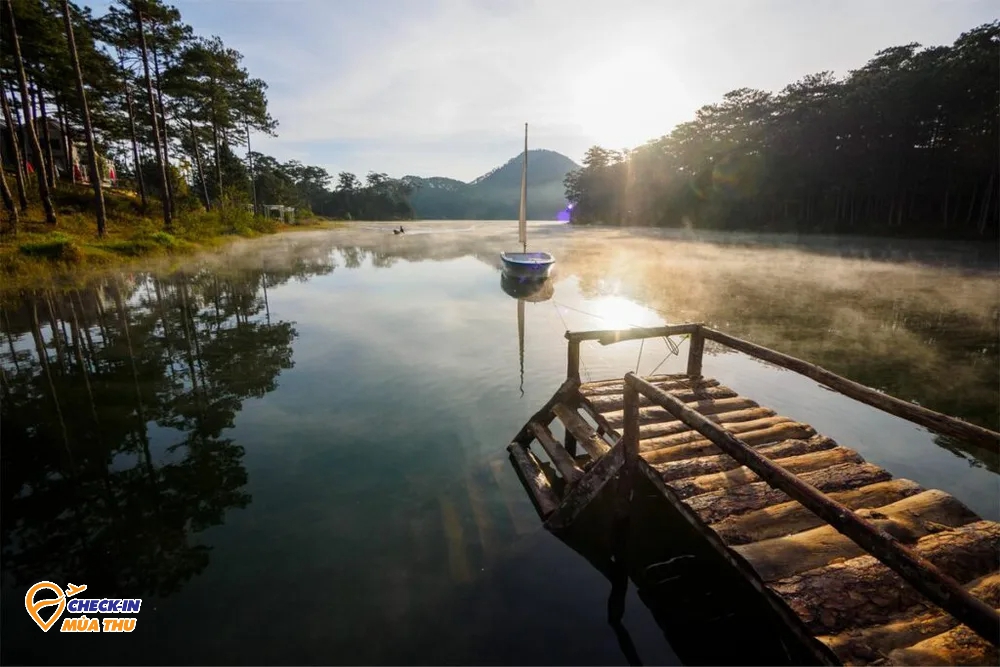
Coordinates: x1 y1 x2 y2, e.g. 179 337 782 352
551 300 591 381
551 298 690 378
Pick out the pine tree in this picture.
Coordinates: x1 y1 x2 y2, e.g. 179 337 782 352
62 0 106 236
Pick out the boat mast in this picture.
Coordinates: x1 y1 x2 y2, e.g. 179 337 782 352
519 122 527 253
517 296 525 397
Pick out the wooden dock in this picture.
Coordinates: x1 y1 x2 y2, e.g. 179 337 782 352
507 324 1000 666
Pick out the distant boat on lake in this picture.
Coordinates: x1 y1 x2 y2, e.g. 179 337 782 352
500 123 555 280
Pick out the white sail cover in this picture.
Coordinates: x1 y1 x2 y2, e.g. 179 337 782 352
518 123 527 249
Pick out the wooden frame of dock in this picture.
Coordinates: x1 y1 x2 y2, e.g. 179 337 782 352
507 323 1000 665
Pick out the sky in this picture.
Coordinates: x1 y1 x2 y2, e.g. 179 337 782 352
86 0 997 182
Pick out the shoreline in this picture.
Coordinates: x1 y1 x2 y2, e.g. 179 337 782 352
0 217 347 293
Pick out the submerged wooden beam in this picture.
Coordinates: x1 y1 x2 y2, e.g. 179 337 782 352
529 421 584 483
513 377 578 445
545 440 625 532
507 443 559 518
552 403 611 459
625 372 1000 647
575 392 620 441
701 327 1000 452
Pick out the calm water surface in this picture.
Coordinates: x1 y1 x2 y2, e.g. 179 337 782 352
2 223 997 665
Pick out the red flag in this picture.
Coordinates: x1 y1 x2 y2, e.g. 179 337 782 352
25 160 34 174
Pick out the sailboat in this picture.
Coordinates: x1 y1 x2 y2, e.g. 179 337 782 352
500 123 555 280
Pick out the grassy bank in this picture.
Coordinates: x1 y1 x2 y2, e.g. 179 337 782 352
1 186 343 290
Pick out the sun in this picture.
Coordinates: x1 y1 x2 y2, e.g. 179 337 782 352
589 296 664 330
569 47 691 150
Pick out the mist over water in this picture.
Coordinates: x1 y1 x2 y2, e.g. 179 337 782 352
1 222 996 665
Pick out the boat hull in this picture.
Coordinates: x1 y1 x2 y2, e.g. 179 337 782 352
500 252 555 279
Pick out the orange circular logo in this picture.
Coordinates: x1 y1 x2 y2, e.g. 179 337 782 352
24 582 66 633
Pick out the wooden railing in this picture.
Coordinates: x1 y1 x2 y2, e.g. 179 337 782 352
564 323 1000 451
620 372 1000 646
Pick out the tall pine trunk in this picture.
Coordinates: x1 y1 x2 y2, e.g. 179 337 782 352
37 87 57 188
0 87 29 210
151 41 174 215
0 149 17 233
55 94 72 178
117 47 147 208
189 117 210 209
4 0 56 223
133 1 171 229
62 0 106 237
210 88 223 205
245 115 257 215
977 172 995 237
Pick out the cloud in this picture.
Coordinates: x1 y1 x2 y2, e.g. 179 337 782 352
138 0 1000 178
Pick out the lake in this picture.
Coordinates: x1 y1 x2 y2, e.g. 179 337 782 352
1 222 997 665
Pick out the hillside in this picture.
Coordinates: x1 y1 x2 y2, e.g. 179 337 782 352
404 149 579 220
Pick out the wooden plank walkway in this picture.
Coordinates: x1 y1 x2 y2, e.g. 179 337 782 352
506 326 1000 666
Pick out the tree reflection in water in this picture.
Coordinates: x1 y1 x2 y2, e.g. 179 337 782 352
0 264 307 598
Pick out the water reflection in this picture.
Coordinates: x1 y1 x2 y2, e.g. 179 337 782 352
500 275 554 397
500 274 555 302
0 224 995 665
1 271 298 597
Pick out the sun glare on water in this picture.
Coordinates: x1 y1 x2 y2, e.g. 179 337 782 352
588 295 664 330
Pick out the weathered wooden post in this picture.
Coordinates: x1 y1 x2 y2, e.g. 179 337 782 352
622 375 641 497
607 375 642 626
686 326 705 378
567 339 581 383
564 338 582 454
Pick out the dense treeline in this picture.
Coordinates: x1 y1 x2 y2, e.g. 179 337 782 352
0 0 410 237
252 158 415 220
565 23 999 239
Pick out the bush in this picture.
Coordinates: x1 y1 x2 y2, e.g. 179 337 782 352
250 215 278 234
175 198 277 238
149 231 178 248
18 233 83 263
104 230 180 257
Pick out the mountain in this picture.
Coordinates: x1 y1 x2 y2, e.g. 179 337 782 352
403 149 579 220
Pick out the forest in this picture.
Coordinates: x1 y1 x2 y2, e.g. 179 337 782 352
0 0 412 238
564 23 999 239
